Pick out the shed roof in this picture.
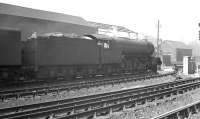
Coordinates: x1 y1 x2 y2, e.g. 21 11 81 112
0 3 93 27
89 21 137 33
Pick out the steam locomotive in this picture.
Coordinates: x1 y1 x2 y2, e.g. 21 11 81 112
0 29 161 81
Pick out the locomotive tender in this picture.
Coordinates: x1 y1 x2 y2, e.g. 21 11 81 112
0 29 161 81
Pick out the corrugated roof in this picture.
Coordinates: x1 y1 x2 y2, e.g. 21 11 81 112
0 3 93 27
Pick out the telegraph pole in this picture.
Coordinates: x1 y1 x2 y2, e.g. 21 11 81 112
199 23 200 40
157 20 162 57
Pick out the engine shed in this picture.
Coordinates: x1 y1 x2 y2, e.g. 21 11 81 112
0 3 97 42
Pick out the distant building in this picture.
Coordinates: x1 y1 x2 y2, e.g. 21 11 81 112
0 3 97 41
161 40 192 65
176 48 192 62
162 54 172 66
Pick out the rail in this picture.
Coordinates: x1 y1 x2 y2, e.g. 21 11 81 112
0 75 199 119
0 72 175 101
151 100 200 119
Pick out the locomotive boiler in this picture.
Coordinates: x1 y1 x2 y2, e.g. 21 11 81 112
22 33 160 79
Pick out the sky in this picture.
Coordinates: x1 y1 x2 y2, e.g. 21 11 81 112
0 0 200 44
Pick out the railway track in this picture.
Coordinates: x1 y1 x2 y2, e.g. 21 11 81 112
0 75 199 119
151 100 200 119
0 72 156 89
0 72 174 101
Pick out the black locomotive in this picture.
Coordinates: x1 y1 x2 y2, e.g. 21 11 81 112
0 29 161 81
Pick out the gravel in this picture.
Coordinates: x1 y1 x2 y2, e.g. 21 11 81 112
0 75 175 108
107 87 200 119
188 113 200 119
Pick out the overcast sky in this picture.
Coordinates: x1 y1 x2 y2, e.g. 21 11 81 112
0 0 200 43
